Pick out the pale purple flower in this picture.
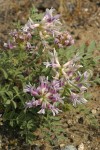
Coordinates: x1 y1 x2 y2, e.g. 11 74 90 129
32 99 41 106
42 8 60 23
26 42 35 50
51 79 63 92
79 85 87 91
75 71 92 89
43 61 52 68
44 49 61 69
54 38 59 44
24 76 63 115
83 70 92 80
23 83 33 93
38 108 45 114
54 31 74 48
70 92 87 106
4 41 16 49
22 18 39 32
44 49 82 80
25 101 33 108
48 104 62 116
26 42 32 49
9 29 18 37
40 8 61 40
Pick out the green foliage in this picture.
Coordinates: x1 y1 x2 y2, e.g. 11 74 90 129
40 113 65 146
0 44 49 143
30 6 43 22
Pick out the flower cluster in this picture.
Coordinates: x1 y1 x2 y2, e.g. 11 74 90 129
42 8 60 24
40 8 74 48
4 27 34 50
22 9 91 115
54 31 74 48
4 8 74 51
43 49 91 107
44 49 82 80
24 47 91 115
24 77 63 116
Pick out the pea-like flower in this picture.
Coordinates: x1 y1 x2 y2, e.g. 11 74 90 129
44 49 82 80
24 76 63 116
68 70 92 92
70 92 87 106
54 31 74 48
4 41 16 49
22 18 39 32
42 8 60 23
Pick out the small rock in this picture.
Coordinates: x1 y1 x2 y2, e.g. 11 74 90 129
91 109 97 115
60 144 65 148
62 145 77 150
67 120 73 127
87 141 91 144
78 143 84 150
84 8 89 12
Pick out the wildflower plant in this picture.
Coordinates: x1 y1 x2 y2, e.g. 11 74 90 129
0 7 99 144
